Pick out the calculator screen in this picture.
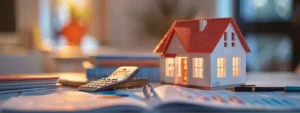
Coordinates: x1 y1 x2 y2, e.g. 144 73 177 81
110 71 129 79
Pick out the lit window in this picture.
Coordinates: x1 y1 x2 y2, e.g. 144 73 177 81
193 58 203 78
232 57 240 76
232 32 235 47
165 58 175 77
217 58 226 78
177 57 181 77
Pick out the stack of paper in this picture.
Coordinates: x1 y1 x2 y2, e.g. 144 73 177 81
0 75 60 94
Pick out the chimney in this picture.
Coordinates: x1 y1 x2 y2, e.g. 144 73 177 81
199 20 207 31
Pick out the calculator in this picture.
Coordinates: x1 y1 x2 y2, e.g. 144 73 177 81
113 78 149 90
78 66 139 92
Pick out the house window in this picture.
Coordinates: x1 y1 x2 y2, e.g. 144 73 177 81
217 58 226 78
224 32 227 47
232 32 235 47
165 58 175 77
177 57 181 77
193 58 203 78
176 57 187 77
232 57 240 76
224 32 227 41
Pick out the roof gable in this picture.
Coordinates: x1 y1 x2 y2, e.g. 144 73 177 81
153 18 251 55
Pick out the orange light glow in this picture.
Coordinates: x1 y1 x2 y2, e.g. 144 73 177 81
217 58 226 78
232 57 240 76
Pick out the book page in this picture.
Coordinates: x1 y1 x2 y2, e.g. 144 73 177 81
0 91 147 112
152 85 300 111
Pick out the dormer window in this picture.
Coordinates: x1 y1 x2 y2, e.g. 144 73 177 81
232 32 235 47
224 32 227 47
224 32 227 41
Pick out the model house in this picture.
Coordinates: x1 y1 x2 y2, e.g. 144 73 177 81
153 18 251 89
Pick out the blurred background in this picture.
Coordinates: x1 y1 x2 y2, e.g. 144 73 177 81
0 0 298 74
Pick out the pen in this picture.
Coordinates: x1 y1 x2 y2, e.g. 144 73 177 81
229 86 300 92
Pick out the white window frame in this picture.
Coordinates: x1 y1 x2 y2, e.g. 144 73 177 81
217 58 226 78
193 58 203 78
165 58 175 77
232 57 240 76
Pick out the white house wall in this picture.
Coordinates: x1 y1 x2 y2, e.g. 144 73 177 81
159 58 166 82
187 53 211 86
166 34 187 56
210 23 247 87
163 34 188 84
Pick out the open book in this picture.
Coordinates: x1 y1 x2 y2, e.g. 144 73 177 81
1 85 300 112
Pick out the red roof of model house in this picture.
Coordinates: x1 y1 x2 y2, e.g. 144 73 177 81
153 18 251 56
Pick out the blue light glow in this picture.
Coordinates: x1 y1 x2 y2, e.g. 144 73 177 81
216 0 233 17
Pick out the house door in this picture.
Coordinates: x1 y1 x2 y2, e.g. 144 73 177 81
181 58 187 84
